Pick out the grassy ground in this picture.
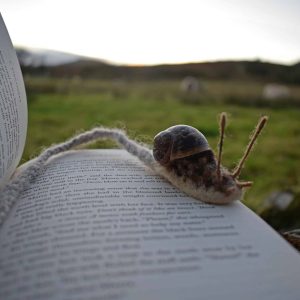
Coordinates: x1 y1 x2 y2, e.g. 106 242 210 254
23 78 300 214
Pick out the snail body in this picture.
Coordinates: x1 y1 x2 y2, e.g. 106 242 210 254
152 115 268 204
153 125 242 204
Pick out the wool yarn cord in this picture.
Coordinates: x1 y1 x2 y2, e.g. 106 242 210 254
0 128 154 226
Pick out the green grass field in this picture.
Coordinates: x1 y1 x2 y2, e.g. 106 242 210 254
23 78 300 217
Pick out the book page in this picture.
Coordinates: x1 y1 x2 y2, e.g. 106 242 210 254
0 14 27 188
0 150 299 300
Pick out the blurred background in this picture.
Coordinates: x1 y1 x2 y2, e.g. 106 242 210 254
2 0 300 231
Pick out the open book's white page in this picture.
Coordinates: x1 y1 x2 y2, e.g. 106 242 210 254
0 14 27 188
0 150 299 300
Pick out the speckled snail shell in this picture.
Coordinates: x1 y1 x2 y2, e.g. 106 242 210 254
153 125 211 165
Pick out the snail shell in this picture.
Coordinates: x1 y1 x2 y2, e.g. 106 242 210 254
153 125 211 165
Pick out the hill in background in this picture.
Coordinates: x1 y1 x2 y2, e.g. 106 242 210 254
16 47 300 84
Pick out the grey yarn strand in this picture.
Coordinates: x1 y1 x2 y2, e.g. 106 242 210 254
0 127 154 226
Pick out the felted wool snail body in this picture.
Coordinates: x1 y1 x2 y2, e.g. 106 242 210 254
151 114 268 204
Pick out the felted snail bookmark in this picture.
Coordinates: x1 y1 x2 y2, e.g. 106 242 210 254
0 113 268 225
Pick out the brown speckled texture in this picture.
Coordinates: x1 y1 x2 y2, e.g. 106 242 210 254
166 150 237 195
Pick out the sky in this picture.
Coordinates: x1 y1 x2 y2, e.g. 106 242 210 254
1 0 300 65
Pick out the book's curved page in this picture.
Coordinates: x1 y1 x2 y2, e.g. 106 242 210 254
0 150 299 300
0 14 27 189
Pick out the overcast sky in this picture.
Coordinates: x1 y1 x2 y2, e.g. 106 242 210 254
1 0 300 65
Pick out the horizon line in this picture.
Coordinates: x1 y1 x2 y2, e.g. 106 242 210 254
15 44 300 68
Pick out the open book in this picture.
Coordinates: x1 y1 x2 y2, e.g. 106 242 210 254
0 14 300 300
